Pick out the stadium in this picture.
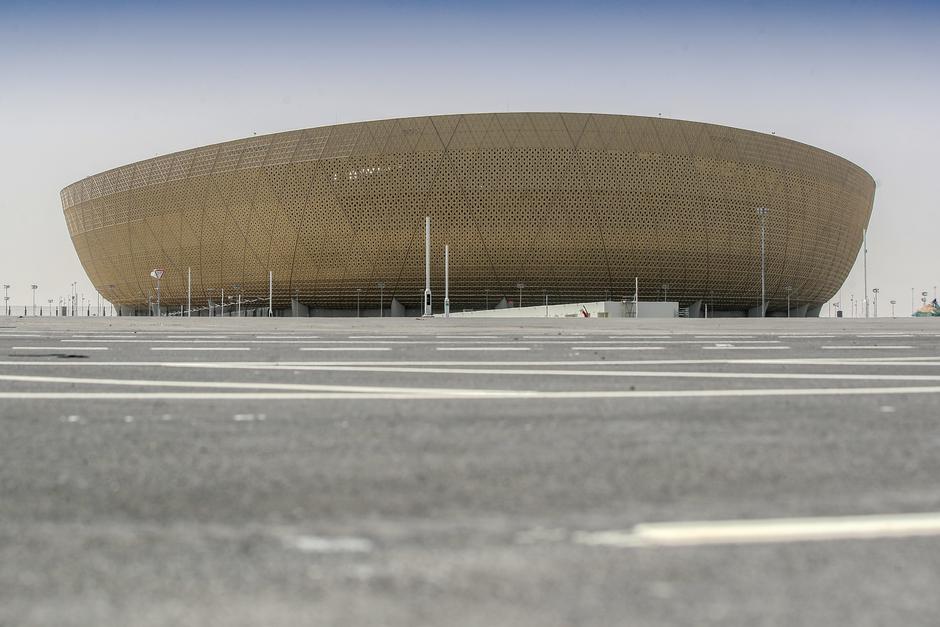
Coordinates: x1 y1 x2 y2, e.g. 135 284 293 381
60 113 875 316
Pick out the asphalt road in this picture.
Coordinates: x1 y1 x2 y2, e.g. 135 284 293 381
2 315 940 626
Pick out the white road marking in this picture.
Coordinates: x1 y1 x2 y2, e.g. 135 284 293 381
299 347 391 351
11 346 109 351
73 363 940 383
694 335 755 339
3 357 940 369
3 385 940 401
255 336 321 339
436 335 499 339
573 511 940 548
571 346 664 351
608 335 672 339
822 345 913 350
288 535 373 553
436 346 530 351
778 334 835 338
856 333 914 337
0 374 513 396
166 335 230 339
702 345 790 350
523 335 586 339
347 335 409 339
150 347 250 351
0 334 44 338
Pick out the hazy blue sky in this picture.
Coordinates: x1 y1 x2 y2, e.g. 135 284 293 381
1 0 938 314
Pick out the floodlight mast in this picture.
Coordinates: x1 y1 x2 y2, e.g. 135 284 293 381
863 229 869 318
444 244 450 318
424 216 432 316
757 207 768 317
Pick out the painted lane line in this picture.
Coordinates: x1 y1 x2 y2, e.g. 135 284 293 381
347 335 408 339
571 346 664 351
58 337 786 346
778 334 835 338
111 364 940 383
608 335 672 339
4 385 940 401
694 335 755 339
856 333 914 337
436 335 499 339
702 346 791 350
150 347 251 351
255 336 321 339
5 356 940 370
0 334 45 338
523 335 586 339
822 346 913 350
573 511 940 548
0 374 510 397
436 346 531 351
11 346 109 351
299 347 391 352
166 335 230 339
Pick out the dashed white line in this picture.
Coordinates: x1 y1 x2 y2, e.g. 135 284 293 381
299 347 391 352
573 511 940 548
436 346 530 351
11 346 109 351
702 345 791 350
571 346 664 351
822 346 913 350
150 347 250 351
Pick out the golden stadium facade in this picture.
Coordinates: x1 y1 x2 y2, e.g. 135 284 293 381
60 113 874 316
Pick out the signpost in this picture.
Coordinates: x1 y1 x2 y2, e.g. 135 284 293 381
149 268 165 316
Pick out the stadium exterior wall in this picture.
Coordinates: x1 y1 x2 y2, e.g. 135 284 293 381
60 113 875 315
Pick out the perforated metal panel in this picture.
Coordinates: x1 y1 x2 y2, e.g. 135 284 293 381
61 113 875 313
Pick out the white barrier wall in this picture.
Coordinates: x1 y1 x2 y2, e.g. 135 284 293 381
449 301 678 318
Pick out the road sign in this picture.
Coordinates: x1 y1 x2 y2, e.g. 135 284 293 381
150 269 165 280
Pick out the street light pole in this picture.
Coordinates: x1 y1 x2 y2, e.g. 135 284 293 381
517 282 525 308
785 285 792 318
757 207 768 317
863 228 869 318
377 282 385 318
30 284 37 316
424 216 432 316
890 299 896 318
187 267 192 317
872 288 880 318
356 288 361 317
2 285 8 317
444 245 450 317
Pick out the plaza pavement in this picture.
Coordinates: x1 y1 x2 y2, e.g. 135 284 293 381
2 315 940 626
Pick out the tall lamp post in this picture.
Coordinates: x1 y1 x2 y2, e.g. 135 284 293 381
890 299 896 318
785 285 792 318
356 288 362 318
47 298 53 317
377 282 385 318
516 282 525 308
2 284 8 316
757 207 768 317
872 288 880 318
30 284 38 316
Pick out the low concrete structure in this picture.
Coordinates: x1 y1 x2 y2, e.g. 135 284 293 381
450 300 679 318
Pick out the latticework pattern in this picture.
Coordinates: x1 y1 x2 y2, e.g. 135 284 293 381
61 113 874 314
